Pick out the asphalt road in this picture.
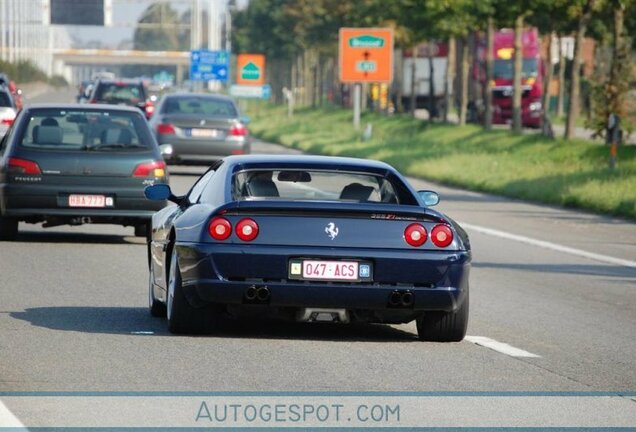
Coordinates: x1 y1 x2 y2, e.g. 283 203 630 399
1 89 635 425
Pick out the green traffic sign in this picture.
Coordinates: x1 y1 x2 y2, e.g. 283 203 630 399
348 35 385 48
241 62 261 80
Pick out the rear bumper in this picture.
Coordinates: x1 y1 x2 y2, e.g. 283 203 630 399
0 182 165 223
175 242 470 313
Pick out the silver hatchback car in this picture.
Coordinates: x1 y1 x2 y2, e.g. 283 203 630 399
148 93 250 163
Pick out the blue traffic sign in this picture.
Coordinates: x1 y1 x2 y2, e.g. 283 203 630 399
190 50 229 82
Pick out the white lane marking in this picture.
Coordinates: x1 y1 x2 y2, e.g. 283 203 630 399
460 222 636 269
466 336 541 358
130 331 155 335
0 399 26 428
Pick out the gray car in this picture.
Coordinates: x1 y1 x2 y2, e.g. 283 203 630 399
148 93 250 163
0 103 168 240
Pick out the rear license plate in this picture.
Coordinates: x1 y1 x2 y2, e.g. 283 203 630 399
288 259 373 282
68 194 111 208
190 128 218 138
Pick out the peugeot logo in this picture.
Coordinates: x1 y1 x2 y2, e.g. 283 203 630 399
325 222 339 240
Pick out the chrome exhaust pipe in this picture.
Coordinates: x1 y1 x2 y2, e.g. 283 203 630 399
388 290 402 307
401 291 414 307
256 286 270 301
245 285 257 301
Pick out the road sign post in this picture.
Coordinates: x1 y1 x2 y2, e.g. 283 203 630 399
339 28 394 129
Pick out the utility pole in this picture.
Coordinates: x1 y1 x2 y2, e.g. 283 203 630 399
191 0 201 50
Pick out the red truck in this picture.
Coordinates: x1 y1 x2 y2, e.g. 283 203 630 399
477 28 544 127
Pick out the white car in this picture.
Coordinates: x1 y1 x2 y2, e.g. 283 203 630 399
0 86 17 137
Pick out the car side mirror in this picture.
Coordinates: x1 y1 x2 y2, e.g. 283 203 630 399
417 190 440 206
145 184 172 201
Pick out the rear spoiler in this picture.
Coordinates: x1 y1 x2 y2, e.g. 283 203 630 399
214 200 448 223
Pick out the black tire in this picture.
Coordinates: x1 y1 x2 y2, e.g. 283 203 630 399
0 217 18 241
416 291 469 342
166 247 211 334
148 269 166 318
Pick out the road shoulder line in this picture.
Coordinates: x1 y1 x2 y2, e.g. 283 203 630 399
460 222 636 269
466 336 541 358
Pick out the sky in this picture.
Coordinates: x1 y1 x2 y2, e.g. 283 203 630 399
65 0 237 49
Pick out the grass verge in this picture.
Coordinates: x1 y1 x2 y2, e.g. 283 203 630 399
247 103 636 220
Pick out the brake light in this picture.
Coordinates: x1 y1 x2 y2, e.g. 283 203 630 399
1 118 13 126
8 157 41 175
145 101 155 118
235 218 259 242
430 224 453 248
89 99 97 104
157 123 176 135
209 217 232 241
132 160 166 177
229 124 247 137
404 223 427 247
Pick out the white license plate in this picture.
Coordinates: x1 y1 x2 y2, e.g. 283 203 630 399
302 260 359 281
191 128 218 138
68 194 106 208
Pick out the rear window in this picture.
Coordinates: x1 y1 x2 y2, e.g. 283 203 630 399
232 169 399 204
161 96 237 116
0 91 13 108
94 82 145 104
18 108 153 152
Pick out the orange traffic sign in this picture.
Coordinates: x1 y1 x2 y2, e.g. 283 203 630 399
236 54 266 85
339 28 393 83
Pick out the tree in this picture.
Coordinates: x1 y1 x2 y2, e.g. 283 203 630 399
587 0 635 138
123 3 182 77
424 0 493 125
565 0 599 140
132 3 181 51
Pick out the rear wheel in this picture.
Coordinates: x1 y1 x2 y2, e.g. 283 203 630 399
416 291 469 342
0 217 18 241
166 247 212 334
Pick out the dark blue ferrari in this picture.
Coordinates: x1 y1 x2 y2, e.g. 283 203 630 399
145 155 471 341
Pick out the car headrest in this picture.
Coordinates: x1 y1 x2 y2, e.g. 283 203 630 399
247 176 279 197
339 183 375 201
102 127 133 145
34 125 63 144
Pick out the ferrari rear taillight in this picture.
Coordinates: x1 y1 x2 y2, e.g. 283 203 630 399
133 160 166 177
209 217 232 241
404 223 428 247
431 224 453 248
229 124 247 137
7 157 41 175
235 218 259 242
157 123 176 135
